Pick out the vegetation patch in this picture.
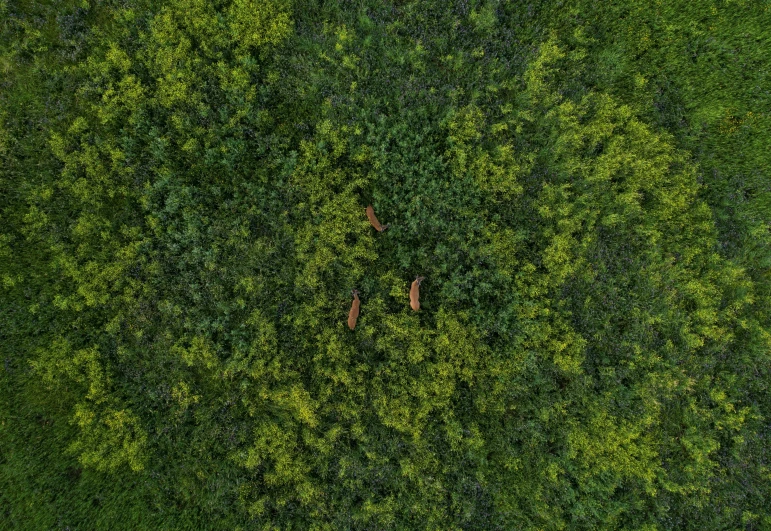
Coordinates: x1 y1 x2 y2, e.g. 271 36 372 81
2 0 769 528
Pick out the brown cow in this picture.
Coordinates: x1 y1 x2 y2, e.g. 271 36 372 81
347 289 360 330
366 205 389 232
409 277 424 311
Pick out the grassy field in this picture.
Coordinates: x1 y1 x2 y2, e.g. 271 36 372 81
2 0 770 529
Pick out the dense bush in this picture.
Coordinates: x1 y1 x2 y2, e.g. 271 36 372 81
2 0 769 529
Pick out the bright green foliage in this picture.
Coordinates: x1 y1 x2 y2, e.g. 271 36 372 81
2 0 770 529
228 0 291 51
70 405 148 472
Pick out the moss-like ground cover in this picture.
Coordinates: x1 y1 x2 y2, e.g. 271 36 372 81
2 1 770 528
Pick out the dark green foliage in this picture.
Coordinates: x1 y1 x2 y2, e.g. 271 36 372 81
2 0 770 529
